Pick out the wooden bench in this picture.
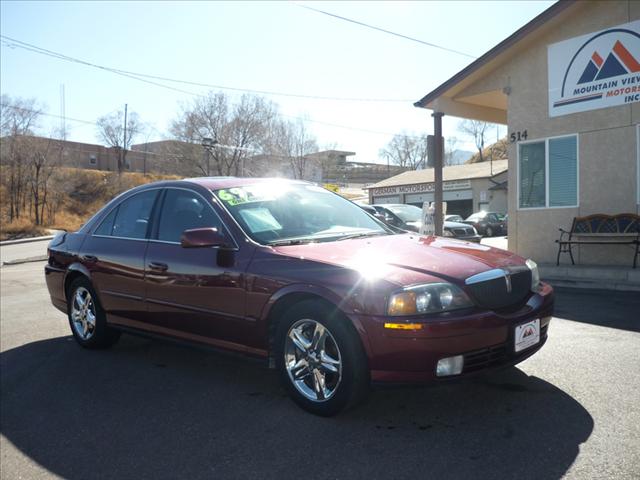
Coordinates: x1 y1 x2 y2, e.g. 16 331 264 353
556 214 640 268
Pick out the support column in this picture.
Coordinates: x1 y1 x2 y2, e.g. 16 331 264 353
432 111 444 236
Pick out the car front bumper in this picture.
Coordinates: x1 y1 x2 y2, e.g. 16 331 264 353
353 282 554 384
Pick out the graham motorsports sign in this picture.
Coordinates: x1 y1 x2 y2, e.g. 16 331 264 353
548 20 640 117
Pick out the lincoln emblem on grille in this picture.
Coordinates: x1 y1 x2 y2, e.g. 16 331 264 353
504 271 512 293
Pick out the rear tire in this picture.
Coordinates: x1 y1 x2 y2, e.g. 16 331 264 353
275 300 369 416
67 277 120 349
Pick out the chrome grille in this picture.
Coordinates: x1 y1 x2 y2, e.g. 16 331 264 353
453 227 474 236
465 268 531 310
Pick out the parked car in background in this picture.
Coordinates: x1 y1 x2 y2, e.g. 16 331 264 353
45 179 551 416
373 204 481 242
357 203 406 233
445 214 465 223
463 211 507 237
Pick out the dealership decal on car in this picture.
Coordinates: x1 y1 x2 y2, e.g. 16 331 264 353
548 20 640 117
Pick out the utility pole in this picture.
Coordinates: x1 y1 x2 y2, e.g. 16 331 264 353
432 111 444 236
121 103 128 174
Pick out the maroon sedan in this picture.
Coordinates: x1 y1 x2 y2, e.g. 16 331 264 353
45 178 553 416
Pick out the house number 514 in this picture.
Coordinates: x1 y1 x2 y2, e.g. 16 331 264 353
509 130 528 142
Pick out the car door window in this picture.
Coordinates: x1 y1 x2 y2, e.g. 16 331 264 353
157 189 224 243
487 213 498 222
108 190 158 239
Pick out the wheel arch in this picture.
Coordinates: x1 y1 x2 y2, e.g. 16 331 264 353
63 263 92 301
263 286 372 369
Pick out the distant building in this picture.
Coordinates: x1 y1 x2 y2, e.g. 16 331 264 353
367 160 508 218
0 135 161 173
1 136 409 185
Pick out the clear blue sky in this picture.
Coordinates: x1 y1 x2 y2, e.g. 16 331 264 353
1 1 554 162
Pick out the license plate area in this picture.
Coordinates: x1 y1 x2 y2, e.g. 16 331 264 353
514 318 540 353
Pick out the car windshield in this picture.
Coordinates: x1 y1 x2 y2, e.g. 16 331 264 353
446 215 463 222
385 204 422 222
215 182 390 245
495 213 506 221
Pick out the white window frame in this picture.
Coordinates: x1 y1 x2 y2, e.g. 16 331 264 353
517 133 580 210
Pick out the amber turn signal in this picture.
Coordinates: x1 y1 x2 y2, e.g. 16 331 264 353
384 322 423 330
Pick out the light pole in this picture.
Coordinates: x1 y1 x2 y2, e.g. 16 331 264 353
201 137 219 176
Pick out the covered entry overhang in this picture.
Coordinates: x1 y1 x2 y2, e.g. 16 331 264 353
411 0 579 235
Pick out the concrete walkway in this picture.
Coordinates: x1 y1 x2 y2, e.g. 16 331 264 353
0 238 51 266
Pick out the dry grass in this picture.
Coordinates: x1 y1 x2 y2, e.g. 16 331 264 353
0 167 181 241
0 217 49 241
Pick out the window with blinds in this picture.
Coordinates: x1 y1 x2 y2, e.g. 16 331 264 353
519 142 545 208
518 135 578 209
549 136 577 207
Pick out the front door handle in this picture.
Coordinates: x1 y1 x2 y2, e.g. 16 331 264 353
148 262 168 272
82 255 98 263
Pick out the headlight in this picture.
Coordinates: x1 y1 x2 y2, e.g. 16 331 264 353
526 259 541 292
388 283 474 316
443 229 454 237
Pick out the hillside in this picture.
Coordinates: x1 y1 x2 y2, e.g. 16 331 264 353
465 138 509 164
0 168 180 241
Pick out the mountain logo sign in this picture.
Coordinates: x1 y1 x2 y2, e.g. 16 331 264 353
548 20 640 117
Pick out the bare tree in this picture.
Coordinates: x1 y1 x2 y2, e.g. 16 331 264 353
170 92 277 176
459 120 489 163
0 95 43 221
379 133 428 170
271 118 318 180
445 136 459 165
96 109 142 173
27 137 62 225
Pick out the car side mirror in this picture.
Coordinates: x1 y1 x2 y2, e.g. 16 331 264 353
180 228 230 249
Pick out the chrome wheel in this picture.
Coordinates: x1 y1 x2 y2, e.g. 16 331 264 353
285 319 342 402
70 286 96 340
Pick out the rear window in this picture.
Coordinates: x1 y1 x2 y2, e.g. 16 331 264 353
94 190 158 239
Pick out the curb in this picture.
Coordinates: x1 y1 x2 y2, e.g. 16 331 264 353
0 255 48 267
0 235 55 246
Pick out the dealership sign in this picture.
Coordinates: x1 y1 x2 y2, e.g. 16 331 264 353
371 180 471 196
548 20 640 117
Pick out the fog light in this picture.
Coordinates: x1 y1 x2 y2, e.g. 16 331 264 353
436 355 464 377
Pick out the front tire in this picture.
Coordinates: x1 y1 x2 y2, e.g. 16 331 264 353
67 277 120 349
275 300 369 416
486 226 494 237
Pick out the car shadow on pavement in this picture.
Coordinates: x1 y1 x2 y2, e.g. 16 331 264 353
1 334 593 480
553 287 640 332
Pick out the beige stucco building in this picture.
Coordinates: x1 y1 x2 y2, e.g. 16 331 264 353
415 0 640 266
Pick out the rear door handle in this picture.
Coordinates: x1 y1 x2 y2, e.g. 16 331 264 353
82 255 98 263
148 262 168 272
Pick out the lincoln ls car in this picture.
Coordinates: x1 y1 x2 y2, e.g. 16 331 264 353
45 178 553 416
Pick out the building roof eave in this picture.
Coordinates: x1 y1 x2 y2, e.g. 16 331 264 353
413 0 577 110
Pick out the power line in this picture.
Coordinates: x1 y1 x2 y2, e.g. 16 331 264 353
0 35 412 103
3 100 423 142
1 39 425 140
296 4 477 59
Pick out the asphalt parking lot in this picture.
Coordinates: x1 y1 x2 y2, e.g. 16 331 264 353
1 261 639 479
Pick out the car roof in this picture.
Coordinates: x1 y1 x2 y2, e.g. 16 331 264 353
132 177 311 192
183 177 309 190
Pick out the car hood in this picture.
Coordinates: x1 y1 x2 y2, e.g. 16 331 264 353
271 233 524 287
